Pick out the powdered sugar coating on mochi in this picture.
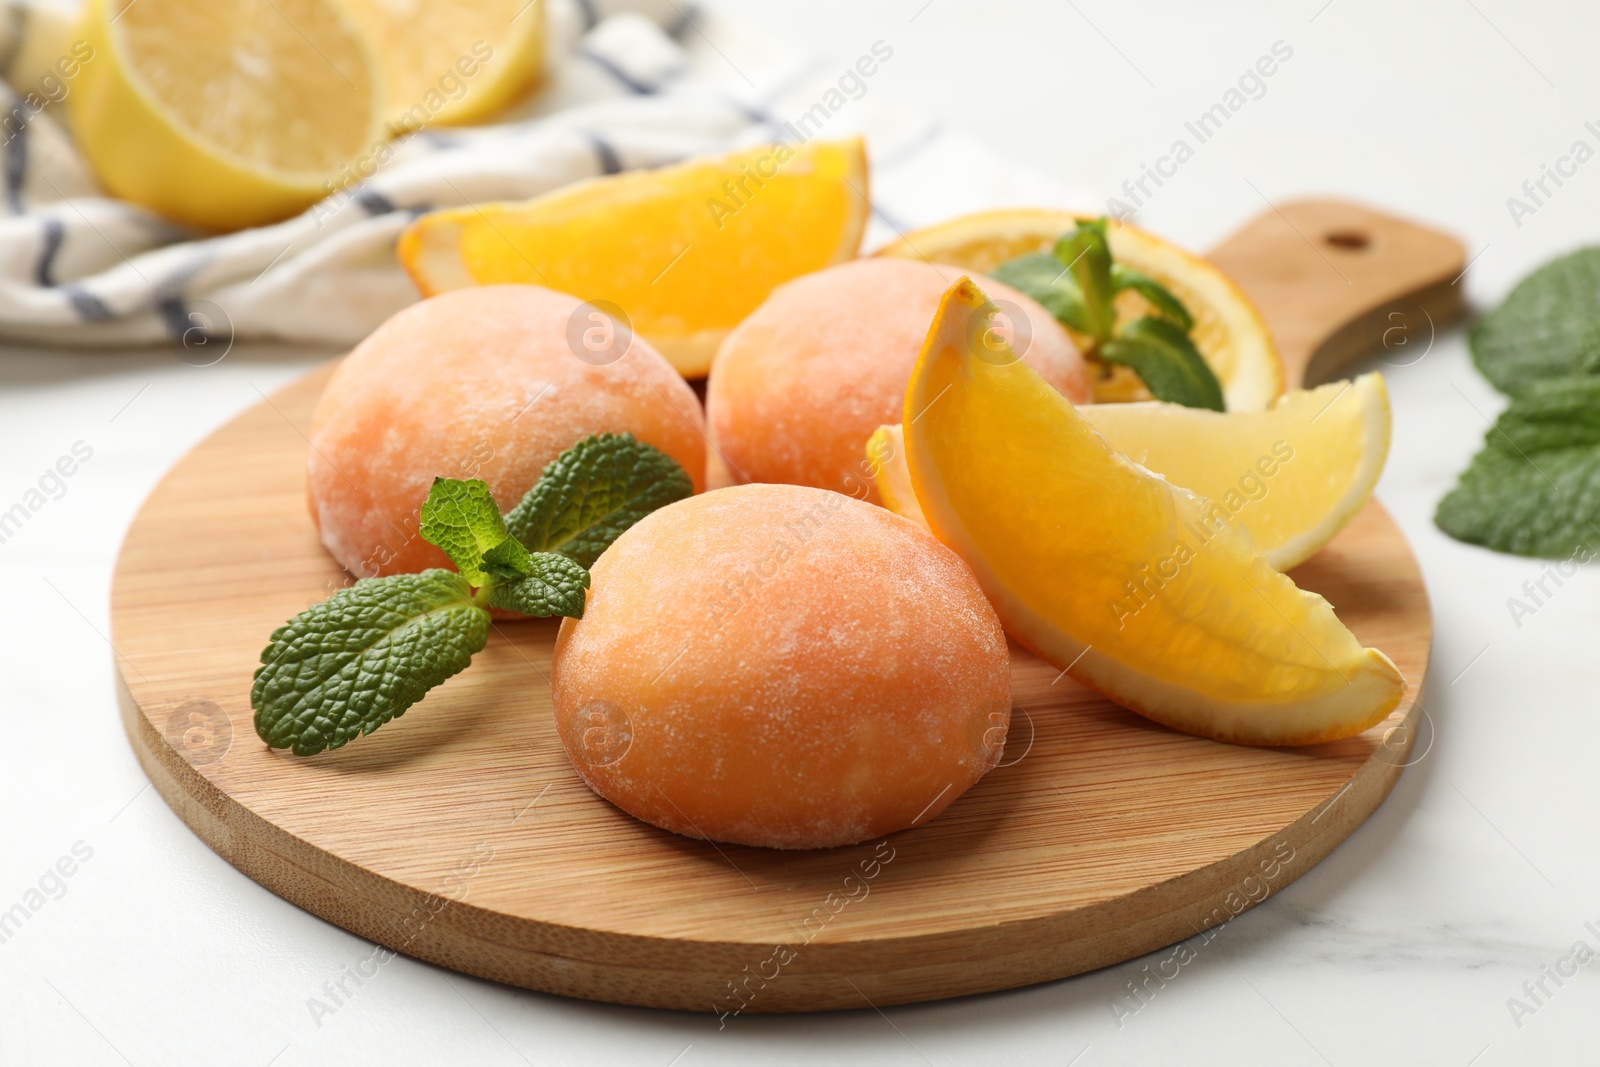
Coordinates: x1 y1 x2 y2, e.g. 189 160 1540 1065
706 257 1092 500
307 285 706 577
550 483 1012 850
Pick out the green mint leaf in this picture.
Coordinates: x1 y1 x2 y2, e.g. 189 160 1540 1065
252 570 488 756
990 251 1088 329
485 552 590 618
504 433 693 569
1471 247 1600 394
1111 263 1194 332
993 218 1220 411
419 478 507 586
1054 218 1116 340
1435 378 1600 557
480 535 535 581
1102 316 1226 411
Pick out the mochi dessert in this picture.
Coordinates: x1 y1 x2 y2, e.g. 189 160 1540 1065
550 483 1012 849
307 285 706 577
706 256 1091 498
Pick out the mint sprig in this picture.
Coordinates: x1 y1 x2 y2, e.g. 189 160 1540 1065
505 432 694 568
1438 247 1600 558
991 216 1225 411
486 553 591 617
252 433 688 755
1470 248 1600 394
1102 316 1225 412
252 571 486 756
1054 221 1115 338
418 478 512 587
1436 378 1600 557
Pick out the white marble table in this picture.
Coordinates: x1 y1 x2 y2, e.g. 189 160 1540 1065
5 1 1599 1064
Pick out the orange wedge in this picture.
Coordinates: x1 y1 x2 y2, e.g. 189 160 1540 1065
866 423 925 529
877 209 1285 411
398 138 870 376
871 374 1391 572
901 278 1404 746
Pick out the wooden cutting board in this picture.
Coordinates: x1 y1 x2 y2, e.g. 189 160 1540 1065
110 200 1459 1014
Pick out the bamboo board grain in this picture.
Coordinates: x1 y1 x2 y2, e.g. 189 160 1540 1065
110 200 1451 1013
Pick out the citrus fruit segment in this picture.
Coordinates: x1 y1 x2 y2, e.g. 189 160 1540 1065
340 0 545 131
398 138 870 377
872 374 1390 572
1080 374 1390 571
70 0 384 231
877 209 1285 412
866 424 926 528
901 277 1404 746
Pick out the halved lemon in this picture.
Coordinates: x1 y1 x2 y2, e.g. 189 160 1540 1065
876 209 1285 412
69 0 385 231
340 0 546 132
871 374 1390 572
398 138 870 377
901 277 1403 746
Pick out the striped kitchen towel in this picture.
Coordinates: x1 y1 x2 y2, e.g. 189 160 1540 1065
0 0 1093 355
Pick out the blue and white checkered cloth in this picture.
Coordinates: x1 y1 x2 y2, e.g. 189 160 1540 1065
0 0 1092 352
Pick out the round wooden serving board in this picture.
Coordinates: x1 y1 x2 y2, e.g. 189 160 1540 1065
111 201 1456 1013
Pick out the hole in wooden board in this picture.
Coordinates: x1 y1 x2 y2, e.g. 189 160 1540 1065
1324 229 1370 251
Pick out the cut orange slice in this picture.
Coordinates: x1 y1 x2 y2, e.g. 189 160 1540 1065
871 374 1391 572
866 424 925 529
398 138 870 376
877 209 1285 411
901 277 1404 746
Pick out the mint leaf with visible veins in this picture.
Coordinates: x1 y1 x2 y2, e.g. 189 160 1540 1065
252 570 488 755
251 433 689 755
486 553 591 618
481 534 535 581
1435 378 1600 558
419 478 507 586
1471 248 1600 394
505 433 692 568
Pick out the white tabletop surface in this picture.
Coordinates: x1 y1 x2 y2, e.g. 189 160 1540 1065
5 1 1600 1064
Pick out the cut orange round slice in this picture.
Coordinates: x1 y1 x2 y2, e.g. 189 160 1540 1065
877 209 1285 411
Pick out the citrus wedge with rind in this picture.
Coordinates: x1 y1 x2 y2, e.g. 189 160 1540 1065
340 0 546 132
902 277 1404 746
70 0 385 231
1081 375 1390 571
871 374 1391 573
866 424 926 528
877 209 1285 412
398 138 870 377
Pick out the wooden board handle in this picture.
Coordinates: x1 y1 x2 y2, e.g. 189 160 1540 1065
1206 200 1467 389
